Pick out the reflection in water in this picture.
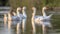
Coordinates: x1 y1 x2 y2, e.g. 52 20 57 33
32 19 52 34
4 19 7 27
4 14 7 27
42 24 47 34
8 21 12 30
16 23 21 34
22 19 27 32
32 32 36 34
41 20 52 34
2 27 11 34
8 20 22 34
16 18 27 34
3 20 11 34
3 17 52 34
4 19 27 34
2 11 60 34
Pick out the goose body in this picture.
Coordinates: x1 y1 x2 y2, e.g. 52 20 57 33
16 7 27 21
8 12 20 21
31 7 53 33
32 7 53 27
34 16 43 24
11 16 20 21
16 6 27 32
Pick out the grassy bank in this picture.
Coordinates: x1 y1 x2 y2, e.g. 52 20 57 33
0 0 60 9
8 0 60 9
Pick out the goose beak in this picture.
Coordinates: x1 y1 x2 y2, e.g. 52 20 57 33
46 7 53 11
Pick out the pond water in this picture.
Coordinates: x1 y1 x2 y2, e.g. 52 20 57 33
0 11 60 34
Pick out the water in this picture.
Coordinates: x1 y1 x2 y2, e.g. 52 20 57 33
0 11 60 34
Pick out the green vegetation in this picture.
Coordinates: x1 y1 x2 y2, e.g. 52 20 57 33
8 0 60 9
0 0 60 9
0 0 9 6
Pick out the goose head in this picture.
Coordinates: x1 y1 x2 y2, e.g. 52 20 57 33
32 7 36 11
42 6 48 10
22 6 26 10
32 7 36 17
12 12 16 16
16 7 21 15
32 7 36 14
17 7 21 12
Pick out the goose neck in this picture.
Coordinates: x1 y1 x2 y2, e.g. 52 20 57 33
32 9 36 18
22 9 27 17
42 9 46 16
17 10 20 15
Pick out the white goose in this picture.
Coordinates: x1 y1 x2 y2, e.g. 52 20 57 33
16 7 27 18
41 7 53 34
31 7 53 34
22 6 27 32
7 7 24 21
22 6 27 18
16 6 27 32
8 11 20 21
16 7 25 21
31 7 42 33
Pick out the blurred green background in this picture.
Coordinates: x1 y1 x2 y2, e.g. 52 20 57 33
0 0 60 9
